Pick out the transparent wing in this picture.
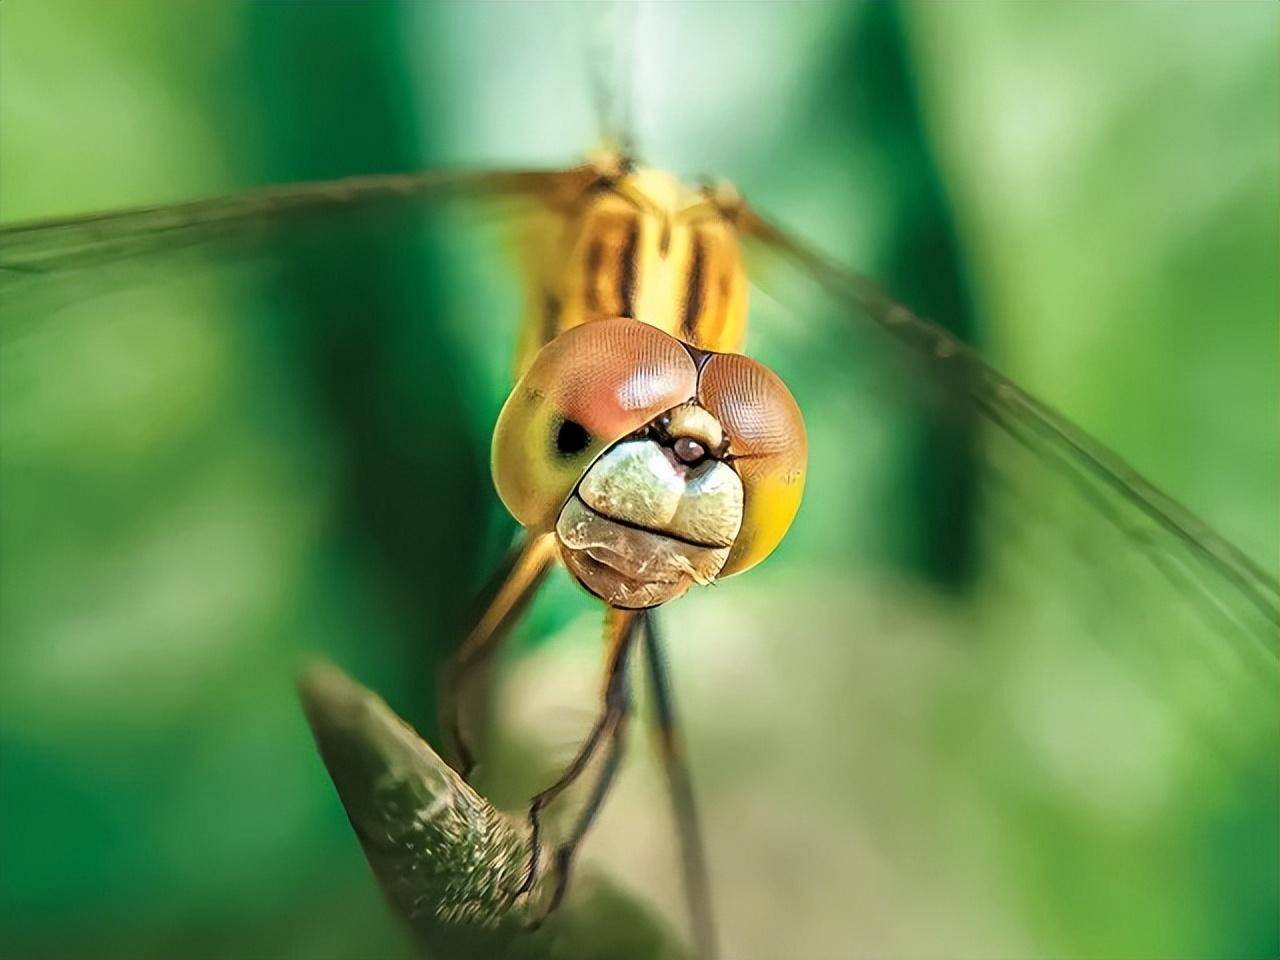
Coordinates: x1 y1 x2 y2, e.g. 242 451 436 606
692 206 1280 956
0 167 591 272
740 205 1280 653
0 167 596 319
0 165 581 746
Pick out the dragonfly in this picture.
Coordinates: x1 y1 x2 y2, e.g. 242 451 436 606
2 5 1276 959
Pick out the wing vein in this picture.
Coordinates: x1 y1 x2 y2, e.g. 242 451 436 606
740 207 1280 648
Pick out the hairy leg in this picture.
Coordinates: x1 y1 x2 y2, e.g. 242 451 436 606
538 661 631 920
518 606 638 898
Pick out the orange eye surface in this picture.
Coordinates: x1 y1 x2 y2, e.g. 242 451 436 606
697 353 807 577
492 318 699 530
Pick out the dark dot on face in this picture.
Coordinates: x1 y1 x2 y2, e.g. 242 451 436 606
555 419 590 456
673 436 707 464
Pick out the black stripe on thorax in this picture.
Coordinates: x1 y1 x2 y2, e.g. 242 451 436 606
619 216 640 319
584 237 604 314
681 231 706 340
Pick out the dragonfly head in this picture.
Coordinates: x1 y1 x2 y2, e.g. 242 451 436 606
492 318 806 608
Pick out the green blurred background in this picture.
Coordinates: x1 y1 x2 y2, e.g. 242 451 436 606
2 2 1276 958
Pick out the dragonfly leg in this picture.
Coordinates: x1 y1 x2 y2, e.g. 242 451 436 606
535 655 632 923
440 531 557 780
518 607 638 900
642 610 719 960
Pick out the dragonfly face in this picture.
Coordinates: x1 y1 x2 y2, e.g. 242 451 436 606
492 316 806 608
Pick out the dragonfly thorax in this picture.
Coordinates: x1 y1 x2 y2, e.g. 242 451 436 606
515 164 751 376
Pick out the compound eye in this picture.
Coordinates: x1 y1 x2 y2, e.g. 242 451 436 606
697 353 807 576
492 318 699 529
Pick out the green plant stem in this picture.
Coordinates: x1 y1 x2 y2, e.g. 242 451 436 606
298 661 688 960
